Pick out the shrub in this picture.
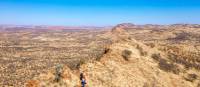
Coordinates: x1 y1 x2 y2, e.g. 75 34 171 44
75 59 86 69
158 59 180 74
167 52 200 70
79 59 86 65
90 47 106 61
104 47 110 54
151 53 161 61
167 53 178 62
54 64 63 82
128 36 132 40
184 74 198 82
146 43 155 48
136 45 147 56
151 53 180 74
122 49 132 61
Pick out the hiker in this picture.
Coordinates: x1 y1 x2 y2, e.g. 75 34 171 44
80 73 87 87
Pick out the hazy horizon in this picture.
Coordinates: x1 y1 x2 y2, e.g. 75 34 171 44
1 0 200 26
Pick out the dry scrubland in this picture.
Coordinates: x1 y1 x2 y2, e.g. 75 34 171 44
128 24 200 71
1 24 200 87
0 28 111 86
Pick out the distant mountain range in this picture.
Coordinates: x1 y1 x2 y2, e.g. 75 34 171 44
0 24 113 30
1 23 200 31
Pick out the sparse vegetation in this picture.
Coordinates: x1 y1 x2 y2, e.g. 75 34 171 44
158 59 180 74
184 74 198 82
146 43 155 48
136 44 147 56
54 64 63 82
93 48 106 61
76 58 86 69
122 49 132 61
167 49 200 70
1 24 200 86
0 28 109 86
104 47 110 54
151 53 180 74
151 53 161 61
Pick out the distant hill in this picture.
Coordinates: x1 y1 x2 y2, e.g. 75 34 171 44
0 25 108 30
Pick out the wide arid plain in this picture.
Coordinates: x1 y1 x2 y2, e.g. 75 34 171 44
1 23 200 87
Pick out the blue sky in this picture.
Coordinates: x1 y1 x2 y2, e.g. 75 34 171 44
0 0 200 26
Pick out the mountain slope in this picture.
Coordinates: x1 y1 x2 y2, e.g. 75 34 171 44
26 24 199 87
